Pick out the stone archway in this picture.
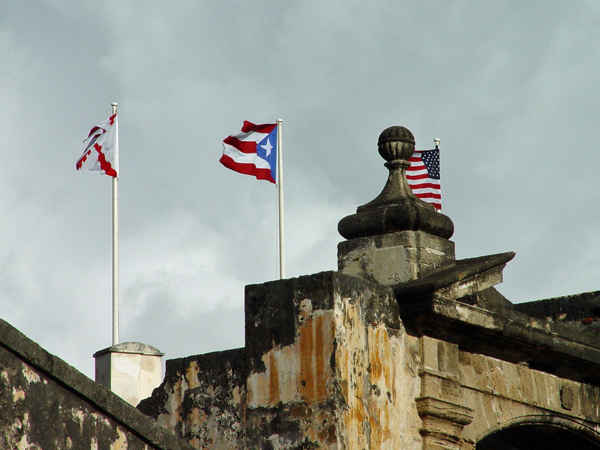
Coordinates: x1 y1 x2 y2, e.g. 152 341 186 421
476 417 600 450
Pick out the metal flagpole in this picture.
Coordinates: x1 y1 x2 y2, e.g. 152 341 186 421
111 102 119 346
277 119 285 279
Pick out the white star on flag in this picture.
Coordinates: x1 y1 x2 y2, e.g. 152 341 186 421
261 138 273 157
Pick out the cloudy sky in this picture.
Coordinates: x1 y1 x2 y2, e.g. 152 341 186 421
1 1 599 379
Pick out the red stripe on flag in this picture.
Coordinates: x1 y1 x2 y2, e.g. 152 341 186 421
93 143 117 177
87 126 106 139
414 194 441 205
240 121 277 134
424 202 441 209
223 136 258 154
408 182 440 189
86 114 116 139
219 154 275 183
76 149 92 170
414 192 441 200
406 173 430 180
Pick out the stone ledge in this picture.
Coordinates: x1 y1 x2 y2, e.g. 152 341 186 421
94 341 165 357
399 297 600 385
392 252 515 302
514 291 600 328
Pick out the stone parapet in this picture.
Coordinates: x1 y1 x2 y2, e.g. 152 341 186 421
139 272 423 450
0 319 193 450
138 348 247 449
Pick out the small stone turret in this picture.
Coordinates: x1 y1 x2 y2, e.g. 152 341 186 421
94 342 164 407
337 126 455 285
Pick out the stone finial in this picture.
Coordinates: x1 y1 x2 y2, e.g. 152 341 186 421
338 126 454 240
378 126 416 161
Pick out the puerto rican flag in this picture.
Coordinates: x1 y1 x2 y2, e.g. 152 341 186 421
76 113 118 178
407 148 441 210
220 121 277 184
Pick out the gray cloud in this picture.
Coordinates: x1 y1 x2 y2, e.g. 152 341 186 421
1 1 599 378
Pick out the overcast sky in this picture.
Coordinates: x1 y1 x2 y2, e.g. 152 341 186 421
1 1 600 379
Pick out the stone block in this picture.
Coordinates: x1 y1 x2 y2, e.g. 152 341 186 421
420 335 440 372
338 230 455 285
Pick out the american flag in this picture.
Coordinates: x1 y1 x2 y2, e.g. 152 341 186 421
407 148 441 210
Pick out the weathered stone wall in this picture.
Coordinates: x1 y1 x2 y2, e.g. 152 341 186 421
140 271 425 450
0 319 193 450
459 347 600 445
138 348 247 450
408 333 600 449
338 230 455 286
333 282 422 450
244 272 423 449
138 266 600 450
243 271 433 449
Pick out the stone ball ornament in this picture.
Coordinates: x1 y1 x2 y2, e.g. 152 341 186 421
377 126 416 162
338 126 454 240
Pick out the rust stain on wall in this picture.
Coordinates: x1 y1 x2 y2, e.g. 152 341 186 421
299 309 316 399
333 293 421 450
268 350 279 405
247 303 335 408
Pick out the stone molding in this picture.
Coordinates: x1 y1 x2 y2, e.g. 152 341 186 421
416 396 474 450
416 396 474 426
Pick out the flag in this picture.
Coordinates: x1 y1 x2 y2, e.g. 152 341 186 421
220 121 277 184
76 113 118 178
407 148 441 210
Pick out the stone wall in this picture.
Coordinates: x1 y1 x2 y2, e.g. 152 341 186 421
139 348 247 449
409 333 600 450
138 265 600 450
460 347 600 445
139 271 425 450
332 282 422 450
0 319 193 450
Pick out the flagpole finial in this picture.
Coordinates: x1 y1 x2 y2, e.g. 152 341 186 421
338 126 453 240
434 138 440 149
111 102 118 107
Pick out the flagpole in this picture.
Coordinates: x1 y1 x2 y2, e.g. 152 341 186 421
111 102 119 346
277 119 285 279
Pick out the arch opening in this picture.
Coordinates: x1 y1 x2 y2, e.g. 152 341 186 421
477 424 600 450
